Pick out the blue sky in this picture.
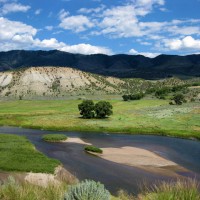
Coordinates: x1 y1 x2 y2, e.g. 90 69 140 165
0 0 200 57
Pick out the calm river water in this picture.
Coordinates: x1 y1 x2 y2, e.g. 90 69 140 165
0 126 199 194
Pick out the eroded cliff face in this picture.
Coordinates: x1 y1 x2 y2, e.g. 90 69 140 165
0 66 127 98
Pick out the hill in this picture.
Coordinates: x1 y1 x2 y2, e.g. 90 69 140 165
0 66 150 98
0 50 200 79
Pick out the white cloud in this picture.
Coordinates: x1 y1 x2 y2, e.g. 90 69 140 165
0 17 112 55
129 48 160 58
35 9 42 15
78 5 105 14
164 36 200 51
0 17 36 40
58 9 69 20
1 3 30 15
98 5 142 38
59 14 94 33
34 38 112 54
96 0 166 38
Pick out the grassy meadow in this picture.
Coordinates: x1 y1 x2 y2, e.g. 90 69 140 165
0 99 199 139
0 134 60 173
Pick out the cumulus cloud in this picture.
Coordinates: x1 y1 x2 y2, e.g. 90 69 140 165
129 48 160 58
164 36 200 51
78 4 105 14
59 14 94 33
1 3 30 15
0 17 36 40
0 17 112 55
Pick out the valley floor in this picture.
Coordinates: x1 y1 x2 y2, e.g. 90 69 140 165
0 99 199 139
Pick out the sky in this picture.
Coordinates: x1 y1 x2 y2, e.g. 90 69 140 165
0 0 200 57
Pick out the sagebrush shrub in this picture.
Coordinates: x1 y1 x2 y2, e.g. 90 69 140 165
64 180 110 200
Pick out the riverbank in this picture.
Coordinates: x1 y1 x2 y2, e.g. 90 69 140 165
0 99 199 140
65 137 190 177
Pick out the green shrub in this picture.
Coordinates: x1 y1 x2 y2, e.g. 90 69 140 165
42 134 67 142
84 145 103 154
94 101 113 118
64 180 110 200
172 93 185 105
78 100 95 119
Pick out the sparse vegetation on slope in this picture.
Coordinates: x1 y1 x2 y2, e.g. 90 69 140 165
0 67 199 99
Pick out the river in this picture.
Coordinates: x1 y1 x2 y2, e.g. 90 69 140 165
0 126 199 195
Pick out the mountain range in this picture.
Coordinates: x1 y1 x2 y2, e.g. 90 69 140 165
0 50 200 79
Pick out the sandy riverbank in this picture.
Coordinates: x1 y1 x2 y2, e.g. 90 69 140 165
65 137 176 167
64 137 189 176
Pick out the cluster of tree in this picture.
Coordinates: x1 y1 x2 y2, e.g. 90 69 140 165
169 94 186 105
122 93 145 101
155 85 190 99
155 87 171 99
78 100 113 119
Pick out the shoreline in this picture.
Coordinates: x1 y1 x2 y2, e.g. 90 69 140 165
0 166 77 187
1 125 199 141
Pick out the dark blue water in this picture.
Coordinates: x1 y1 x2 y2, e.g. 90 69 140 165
0 126 199 194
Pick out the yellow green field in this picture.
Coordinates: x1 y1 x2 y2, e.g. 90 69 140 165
0 99 199 139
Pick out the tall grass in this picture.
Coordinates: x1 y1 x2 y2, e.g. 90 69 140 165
140 179 200 200
0 176 67 200
0 178 199 200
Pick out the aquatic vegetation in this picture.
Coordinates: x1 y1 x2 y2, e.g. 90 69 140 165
42 134 67 142
84 145 103 154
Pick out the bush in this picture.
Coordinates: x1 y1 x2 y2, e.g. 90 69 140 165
94 101 113 118
172 93 185 105
78 100 95 119
122 94 129 101
84 145 103 154
64 180 110 200
122 93 145 101
42 134 67 142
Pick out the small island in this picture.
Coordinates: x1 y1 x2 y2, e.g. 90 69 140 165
84 145 103 154
42 134 67 142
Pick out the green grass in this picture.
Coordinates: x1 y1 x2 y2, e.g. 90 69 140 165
42 134 67 142
0 134 60 173
140 179 200 200
0 176 67 200
85 145 103 154
0 99 199 139
0 177 199 200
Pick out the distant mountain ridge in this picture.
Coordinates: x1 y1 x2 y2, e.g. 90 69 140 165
0 50 200 79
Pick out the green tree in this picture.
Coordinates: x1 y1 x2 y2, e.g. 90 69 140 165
172 93 185 105
78 100 95 119
94 101 113 118
122 94 129 101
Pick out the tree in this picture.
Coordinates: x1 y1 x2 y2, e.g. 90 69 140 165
172 93 185 105
122 95 129 101
78 100 95 118
94 101 113 118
